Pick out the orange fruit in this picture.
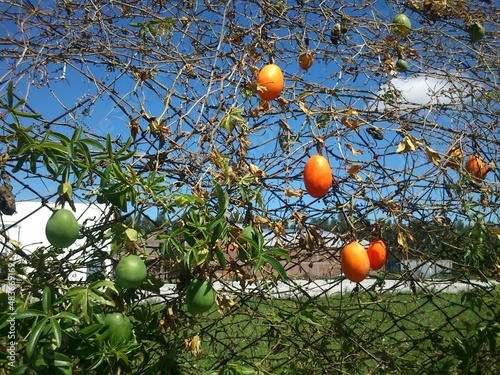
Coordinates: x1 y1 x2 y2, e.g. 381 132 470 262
256 63 284 101
298 52 314 71
303 155 333 198
367 239 387 270
465 155 488 180
341 240 370 282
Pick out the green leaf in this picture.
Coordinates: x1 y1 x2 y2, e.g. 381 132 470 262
88 289 116 307
259 254 288 280
8 365 30 375
50 317 63 347
55 311 81 323
220 115 234 133
49 351 73 368
105 133 113 157
62 286 86 299
80 323 103 337
88 279 119 291
11 154 29 173
26 316 48 359
79 137 105 151
16 309 47 319
264 247 290 261
7 81 13 108
42 286 52 314
125 227 138 242
12 97 25 109
147 22 157 37
215 183 228 216
214 245 227 270
112 163 131 185
11 109 42 118
297 308 320 326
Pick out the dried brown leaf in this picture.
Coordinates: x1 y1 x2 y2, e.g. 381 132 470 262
253 215 270 225
216 295 238 314
346 143 363 156
185 335 202 358
272 221 287 236
341 115 362 129
347 164 362 181
285 188 303 197
249 163 265 177
298 101 315 116
396 134 421 153
397 231 407 249
425 145 440 167
444 145 463 171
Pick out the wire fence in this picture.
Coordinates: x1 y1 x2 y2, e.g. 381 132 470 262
0 0 499 374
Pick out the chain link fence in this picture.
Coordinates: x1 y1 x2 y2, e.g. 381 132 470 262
1 1 499 374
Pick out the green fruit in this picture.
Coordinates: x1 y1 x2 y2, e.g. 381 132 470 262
45 208 79 248
115 255 147 289
468 22 485 42
396 59 408 72
392 13 411 36
185 279 216 315
103 312 132 345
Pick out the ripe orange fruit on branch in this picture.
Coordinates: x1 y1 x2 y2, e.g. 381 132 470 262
341 240 370 282
256 63 284 101
465 155 488 181
45 208 79 248
298 52 314 71
303 155 333 198
367 239 387 270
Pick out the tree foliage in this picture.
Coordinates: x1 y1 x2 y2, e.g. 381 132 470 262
0 0 499 374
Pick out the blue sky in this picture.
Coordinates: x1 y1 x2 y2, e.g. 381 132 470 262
1 1 498 228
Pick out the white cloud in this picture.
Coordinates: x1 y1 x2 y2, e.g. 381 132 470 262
370 73 480 110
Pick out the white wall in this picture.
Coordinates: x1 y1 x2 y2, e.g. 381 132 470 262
1 201 110 282
400 259 453 278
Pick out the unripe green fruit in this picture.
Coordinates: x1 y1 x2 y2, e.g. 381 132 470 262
396 59 408 72
115 255 147 289
103 312 132 345
468 22 485 42
392 13 411 36
45 208 79 248
185 279 216 315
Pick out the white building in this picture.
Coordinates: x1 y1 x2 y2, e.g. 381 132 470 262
399 259 453 278
1 201 110 284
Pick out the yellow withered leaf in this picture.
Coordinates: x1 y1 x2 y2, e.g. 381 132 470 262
444 145 463 171
253 215 270 225
185 335 202 358
425 145 440 167
341 115 362 129
285 188 303 197
346 143 363 156
347 164 362 181
396 134 421 153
